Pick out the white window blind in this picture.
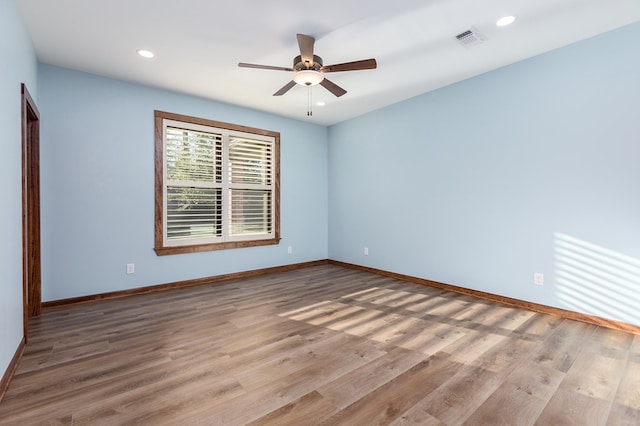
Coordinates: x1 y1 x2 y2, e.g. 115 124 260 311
228 137 273 237
165 126 223 243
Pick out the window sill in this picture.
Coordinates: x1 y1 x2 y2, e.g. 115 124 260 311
154 237 281 256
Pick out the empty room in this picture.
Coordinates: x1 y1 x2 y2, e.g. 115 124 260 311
1 0 639 424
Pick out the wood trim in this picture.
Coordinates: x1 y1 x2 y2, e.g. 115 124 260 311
153 110 281 256
153 112 164 253
154 237 281 256
21 83 42 336
154 110 280 138
272 129 281 246
42 260 329 309
330 260 640 335
0 338 25 405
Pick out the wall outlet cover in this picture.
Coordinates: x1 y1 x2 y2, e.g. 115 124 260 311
534 272 544 286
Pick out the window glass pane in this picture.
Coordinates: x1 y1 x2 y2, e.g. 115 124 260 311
166 127 222 183
167 186 222 240
229 137 272 185
229 189 272 236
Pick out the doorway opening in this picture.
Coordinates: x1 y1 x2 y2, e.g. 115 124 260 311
22 83 41 341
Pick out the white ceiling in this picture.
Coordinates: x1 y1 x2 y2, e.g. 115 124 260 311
18 0 640 126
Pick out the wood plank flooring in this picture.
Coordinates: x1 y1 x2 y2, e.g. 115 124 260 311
1 264 639 425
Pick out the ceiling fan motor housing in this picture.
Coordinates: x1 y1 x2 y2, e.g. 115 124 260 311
293 55 323 71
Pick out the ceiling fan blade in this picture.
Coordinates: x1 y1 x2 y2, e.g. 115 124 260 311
296 34 315 67
238 62 294 72
273 80 297 96
320 78 347 97
320 58 377 73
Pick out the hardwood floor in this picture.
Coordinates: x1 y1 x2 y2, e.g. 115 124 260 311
1 264 638 425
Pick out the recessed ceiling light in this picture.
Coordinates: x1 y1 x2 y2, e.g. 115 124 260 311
496 16 516 27
137 49 155 59
316 101 326 106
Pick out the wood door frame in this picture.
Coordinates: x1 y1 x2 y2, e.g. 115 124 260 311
21 83 41 341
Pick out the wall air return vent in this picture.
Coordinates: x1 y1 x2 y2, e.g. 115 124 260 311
455 27 486 48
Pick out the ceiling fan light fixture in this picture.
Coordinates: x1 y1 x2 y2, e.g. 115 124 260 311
293 70 324 86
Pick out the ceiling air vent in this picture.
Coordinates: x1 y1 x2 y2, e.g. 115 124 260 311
455 27 486 48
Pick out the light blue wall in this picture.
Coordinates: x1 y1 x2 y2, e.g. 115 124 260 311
0 0 38 377
328 23 640 326
39 65 328 301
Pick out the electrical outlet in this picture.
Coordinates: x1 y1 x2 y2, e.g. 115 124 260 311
287 246 293 255
364 247 369 256
534 272 544 286
126 263 135 274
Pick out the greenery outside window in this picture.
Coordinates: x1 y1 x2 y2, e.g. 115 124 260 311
154 111 280 255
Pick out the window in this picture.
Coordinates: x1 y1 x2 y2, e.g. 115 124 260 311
154 111 280 255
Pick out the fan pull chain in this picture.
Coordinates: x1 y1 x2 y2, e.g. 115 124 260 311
307 84 313 116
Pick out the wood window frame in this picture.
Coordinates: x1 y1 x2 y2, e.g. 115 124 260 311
154 110 280 256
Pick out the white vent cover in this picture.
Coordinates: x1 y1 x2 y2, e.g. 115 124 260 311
455 27 486 47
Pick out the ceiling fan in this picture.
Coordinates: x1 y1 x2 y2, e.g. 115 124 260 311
238 34 377 99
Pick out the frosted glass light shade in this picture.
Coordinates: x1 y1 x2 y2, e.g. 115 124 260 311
293 70 324 86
